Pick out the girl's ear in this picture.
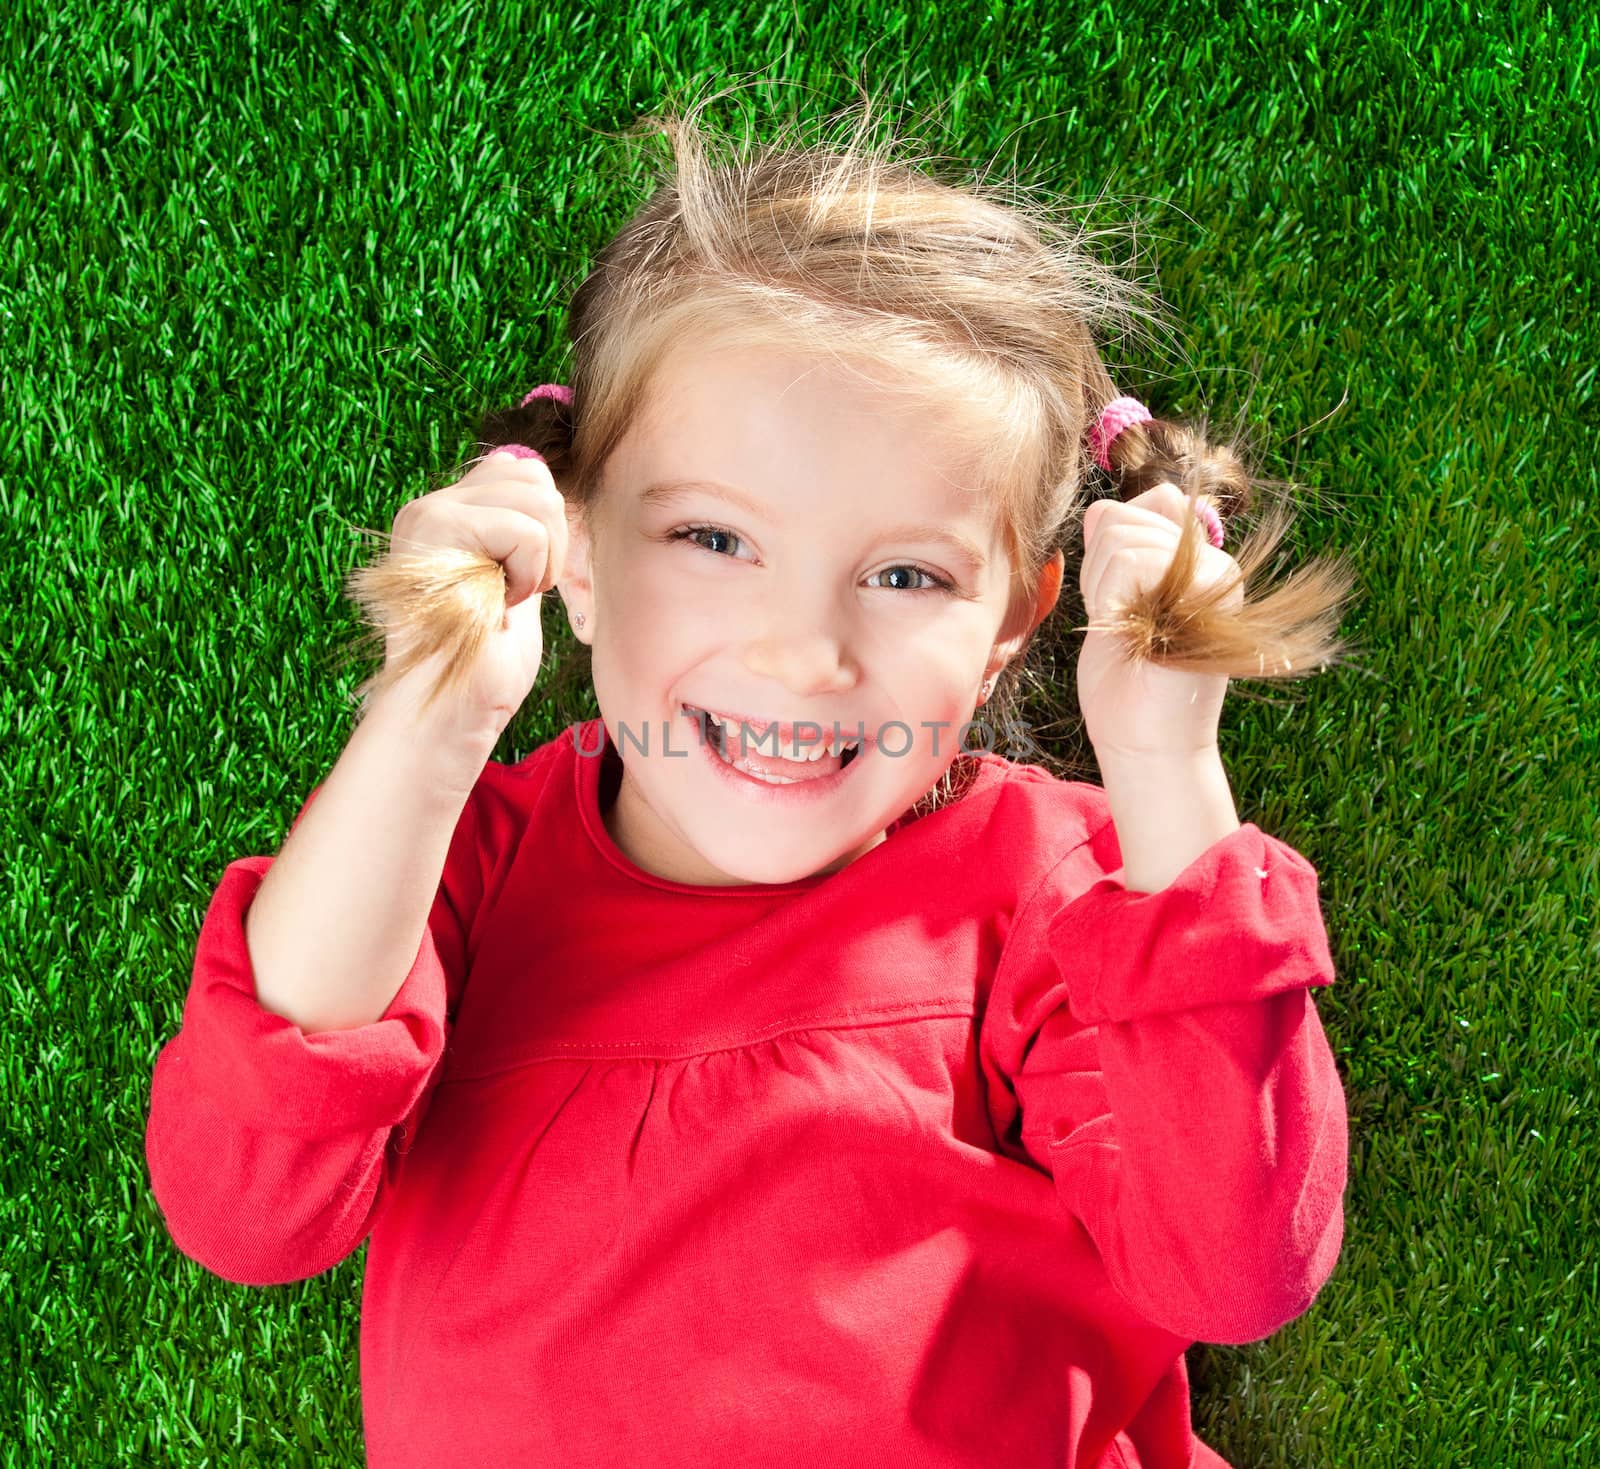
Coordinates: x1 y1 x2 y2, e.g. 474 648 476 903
556 504 597 642
1005 548 1065 642
1033 548 1065 630
987 548 1066 676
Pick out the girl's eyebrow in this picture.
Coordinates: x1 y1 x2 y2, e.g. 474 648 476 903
639 478 990 573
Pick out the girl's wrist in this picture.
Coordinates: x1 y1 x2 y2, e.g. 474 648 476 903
1095 745 1242 894
358 672 504 798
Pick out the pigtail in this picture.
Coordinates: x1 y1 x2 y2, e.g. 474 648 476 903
476 391 576 474
330 391 578 722
1092 409 1356 681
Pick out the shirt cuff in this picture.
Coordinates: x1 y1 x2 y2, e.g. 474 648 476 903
1046 822 1336 1026
177 856 450 1138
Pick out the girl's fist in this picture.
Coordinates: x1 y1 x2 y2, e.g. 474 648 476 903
1077 482 1245 762
380 448 572 730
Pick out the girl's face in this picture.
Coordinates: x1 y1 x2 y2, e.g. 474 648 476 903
558 338 1059 887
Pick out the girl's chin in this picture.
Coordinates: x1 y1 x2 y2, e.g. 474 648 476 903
682 820 892 885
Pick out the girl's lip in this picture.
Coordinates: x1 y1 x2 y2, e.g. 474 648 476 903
683 706 867 800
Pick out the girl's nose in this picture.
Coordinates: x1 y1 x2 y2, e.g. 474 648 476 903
741 600 858 696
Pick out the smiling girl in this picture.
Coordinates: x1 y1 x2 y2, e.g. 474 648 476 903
147 89 1356 1468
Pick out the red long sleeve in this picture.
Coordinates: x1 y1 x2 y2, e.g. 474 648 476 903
980 816 1348 1347
144 780 484 1286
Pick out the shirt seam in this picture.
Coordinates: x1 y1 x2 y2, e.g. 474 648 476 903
437 997 979 1085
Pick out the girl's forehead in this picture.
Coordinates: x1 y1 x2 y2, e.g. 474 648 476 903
643 336 992 438
605 339 1013 536
630 398 994 502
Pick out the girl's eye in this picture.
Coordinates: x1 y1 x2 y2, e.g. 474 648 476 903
669 524 745 558
864 564 951 593
665 524 955 595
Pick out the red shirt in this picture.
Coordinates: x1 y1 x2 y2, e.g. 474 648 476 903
146 718 1346 1468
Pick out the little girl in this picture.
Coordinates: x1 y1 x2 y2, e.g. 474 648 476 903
146 95 1355 1468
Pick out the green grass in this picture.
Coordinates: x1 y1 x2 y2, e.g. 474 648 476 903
5 0 1595 1463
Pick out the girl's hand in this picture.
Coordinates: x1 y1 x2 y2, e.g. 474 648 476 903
1077 482 1245 763
383 449 570 729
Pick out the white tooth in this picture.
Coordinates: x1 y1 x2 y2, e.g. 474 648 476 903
699 709 860 762
733 757 799 784
704 710 741 746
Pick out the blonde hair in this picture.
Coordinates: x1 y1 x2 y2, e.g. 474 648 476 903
337 83 1358 803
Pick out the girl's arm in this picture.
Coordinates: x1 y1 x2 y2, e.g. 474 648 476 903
246 671 500 1032
144 683 496 1285
979 816 1348 1345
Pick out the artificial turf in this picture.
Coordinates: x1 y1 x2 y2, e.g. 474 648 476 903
6 1 1593 1463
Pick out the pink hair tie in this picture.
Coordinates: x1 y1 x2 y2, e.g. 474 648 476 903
491 382 573 463
519 382 573 407
1090 395 1152 472
1091 394 1226 548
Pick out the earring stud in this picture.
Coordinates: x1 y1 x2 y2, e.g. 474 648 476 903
574 611 586 629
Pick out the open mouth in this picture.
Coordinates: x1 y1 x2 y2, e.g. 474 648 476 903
683 705 863 772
